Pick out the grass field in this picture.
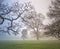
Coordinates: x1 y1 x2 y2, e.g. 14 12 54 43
0 40 60 49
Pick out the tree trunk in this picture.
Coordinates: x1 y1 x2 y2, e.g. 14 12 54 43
36 34 39 40
36 31 39 40
37 27 40 40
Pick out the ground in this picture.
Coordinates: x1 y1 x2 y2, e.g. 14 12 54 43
0 40 60 49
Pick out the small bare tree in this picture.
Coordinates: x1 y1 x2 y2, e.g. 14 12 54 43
21 29 27 40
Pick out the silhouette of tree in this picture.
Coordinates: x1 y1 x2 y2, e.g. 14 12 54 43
46 0 60 39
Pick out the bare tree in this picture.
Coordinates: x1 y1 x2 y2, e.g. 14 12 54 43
46 0 60 39
0 1 38 36
21 3 45 40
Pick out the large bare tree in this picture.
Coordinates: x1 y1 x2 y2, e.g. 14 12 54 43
0 1 35 35
21 4 45 40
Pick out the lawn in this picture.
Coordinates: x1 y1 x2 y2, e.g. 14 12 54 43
0 40 60 49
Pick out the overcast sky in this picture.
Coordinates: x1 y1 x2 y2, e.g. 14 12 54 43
4 0 51 16
0 0 51 40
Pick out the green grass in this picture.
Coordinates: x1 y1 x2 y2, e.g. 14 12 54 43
0 40 60 49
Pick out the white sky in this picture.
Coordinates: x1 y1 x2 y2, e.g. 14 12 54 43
28 0 51 16
19 0 51 16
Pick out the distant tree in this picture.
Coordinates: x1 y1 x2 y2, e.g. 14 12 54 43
21 4 45 40
46 0 60 39
21 29 27 40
